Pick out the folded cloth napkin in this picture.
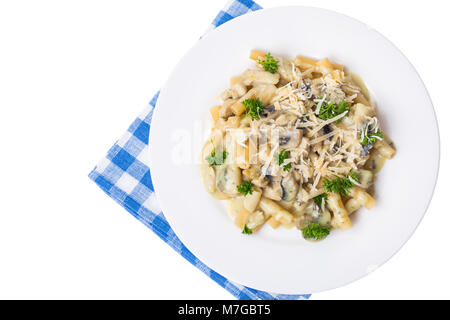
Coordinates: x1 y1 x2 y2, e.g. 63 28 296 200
89 0 310 300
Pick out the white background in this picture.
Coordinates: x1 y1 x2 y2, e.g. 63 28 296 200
0 0 447 300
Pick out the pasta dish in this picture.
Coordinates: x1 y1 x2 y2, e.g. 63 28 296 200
200 50 396 241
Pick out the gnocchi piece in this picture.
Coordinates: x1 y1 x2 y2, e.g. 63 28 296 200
281 221 296 230
259 197 294 225
318 208 332 227
235 143 249 169
281 174 299 202
199 164 216 194
354 93 370 106
350 72 371 101
277 58 296 82
225 197 250 229
216 165 242 196
243 190 262 213
316 58 334 74
344 198 361 215
252 84 278 106
230 82 248 99
201 130 223 161
267 216 281 229
327 193 352 230
231 101 246 116
348 187 376 212
241 69 280 86
291 201 308 216
246 210 266 231
249 49 266 61
330 69 344 82
294 55 318 70
219 98 237 119
374 140 396 159
230 76 243 86
210 105 221 122
242 165 260 181
357 169 374 189
225 116 240 129
353 103 376 125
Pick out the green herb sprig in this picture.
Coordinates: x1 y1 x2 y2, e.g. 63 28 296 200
313 193 328 206
361 131 383 146
205 140 228 166
275 149 291 172
237 181 254 196
317 99 350 123
323 173 359 196
242 98 264 121
257 53 279 74
242 225 253 235
301 222 330 241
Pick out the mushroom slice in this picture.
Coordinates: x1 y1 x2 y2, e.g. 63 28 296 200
311 81 322 97
219 99 237 119
261 108 281 120
291 200 308 216
277 58 296 82
252 176 268 189
278 128 302 148
262 175 282 201
219 89 233 101
242 165 260 181
281 174 299 202
275 113 298 127
216 165 242 196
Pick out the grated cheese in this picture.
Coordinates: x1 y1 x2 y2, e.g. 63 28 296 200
309 111 348 136
309 131 337 145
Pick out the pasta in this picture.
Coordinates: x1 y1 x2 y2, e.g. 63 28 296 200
200 50 396 241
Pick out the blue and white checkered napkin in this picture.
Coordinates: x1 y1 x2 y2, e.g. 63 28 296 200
89 0 310 300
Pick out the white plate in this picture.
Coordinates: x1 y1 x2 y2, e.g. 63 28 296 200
149 6 440 294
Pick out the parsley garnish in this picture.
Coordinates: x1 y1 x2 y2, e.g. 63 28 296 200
257 53 279 74
205 140 228 166
237 181 254 196
361 131 383 146
318 99 350 123
313 193 328 206
242 98 264 121
349 172 359 182
301 222 330 241
206 151 227 166
323 173 359 196
275 149 291 172
242 225 253 235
